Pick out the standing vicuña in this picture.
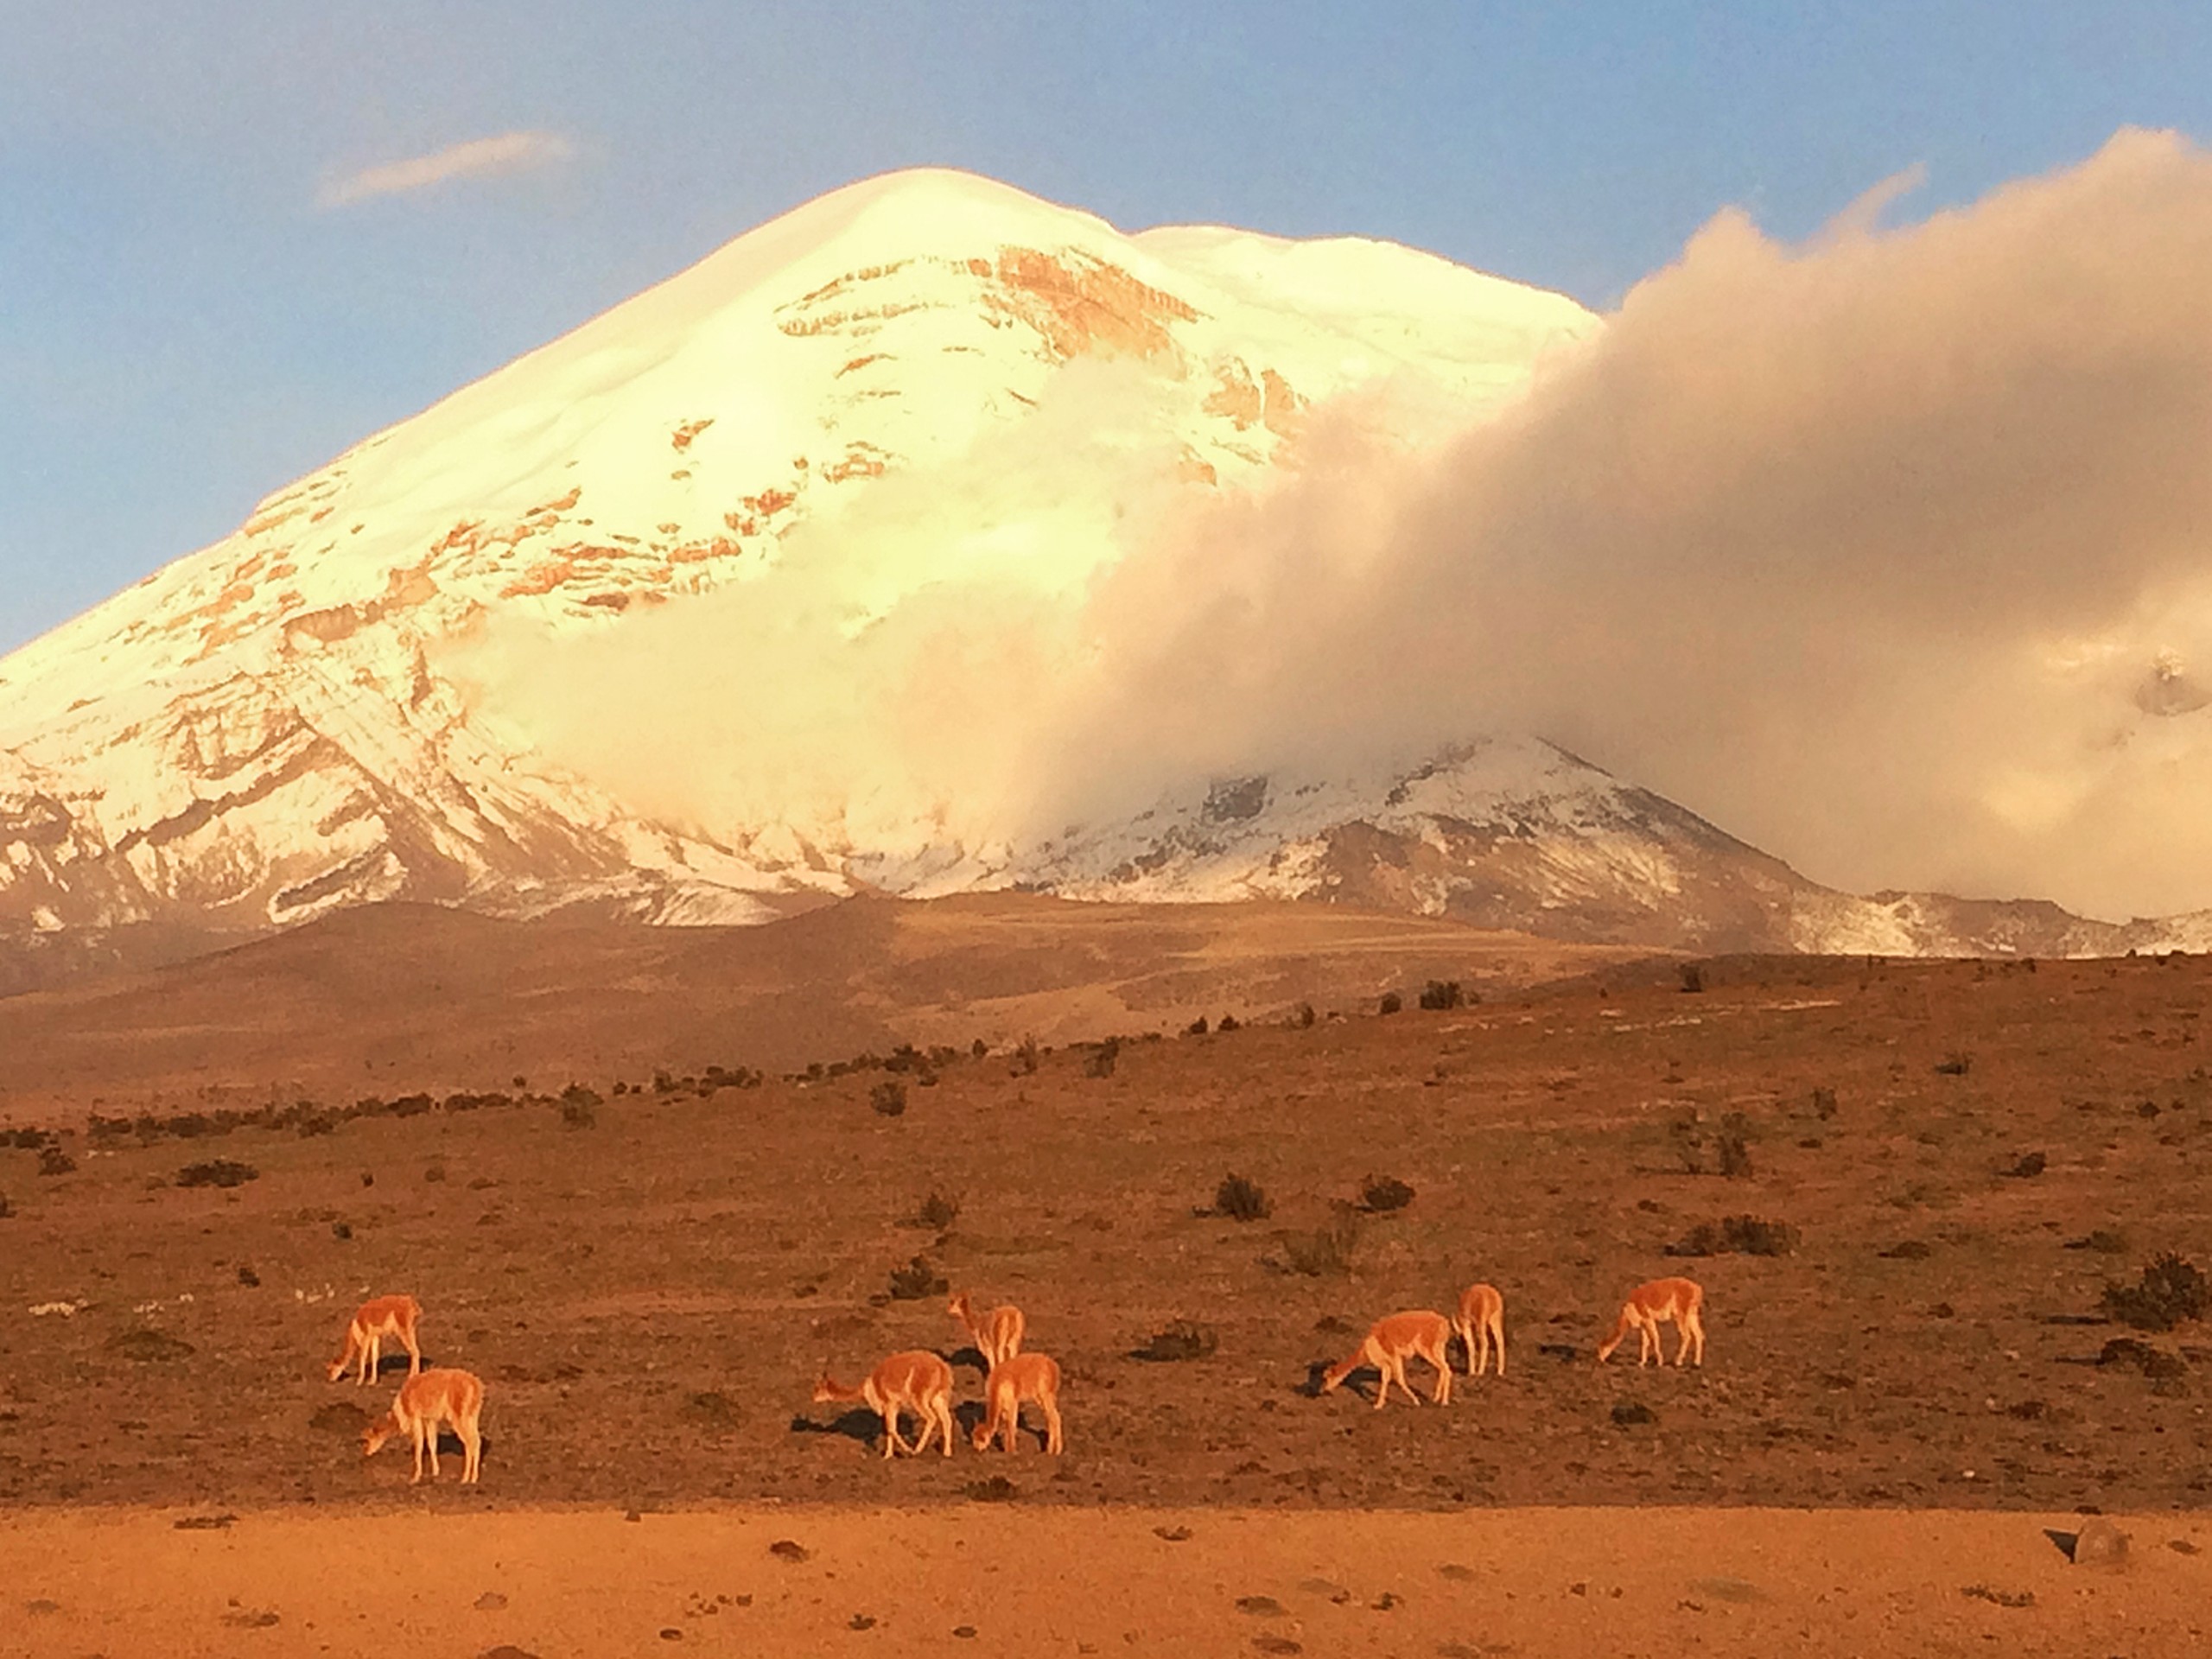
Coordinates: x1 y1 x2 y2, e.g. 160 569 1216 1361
362 1367 484 1484
813 1351 957 1459
947 1290 1026 1370
1596 1277 1706 1368
1320 1310 1454 1408
327 1294 423 1385
971 1352 1064 1454
1453 1282 1507 1376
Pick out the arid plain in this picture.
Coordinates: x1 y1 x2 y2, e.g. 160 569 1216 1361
3 895 2209 1656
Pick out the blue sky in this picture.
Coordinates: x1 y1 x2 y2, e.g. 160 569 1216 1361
3 1 2207 655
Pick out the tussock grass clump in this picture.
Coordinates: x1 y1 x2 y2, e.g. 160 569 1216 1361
557 1084 600 1128
914 1190 962 1232
1358 1174 1414 1214
1276 1206 1361 1276
1214 1173 1271 1222
1667 1215 1799 1257
870 1080 908 1117
36 1146 75 1177
1935 1052 1974 1077
1418 979 1463 1011
1130 1320 1218 1362
2102 1253 2209 1332
1716 1112 1754 1178
887 1255 947 1301
1678 963 1706 994
1084 1039 1120 1079
1377 991 1403 1015
176 1160 257 1189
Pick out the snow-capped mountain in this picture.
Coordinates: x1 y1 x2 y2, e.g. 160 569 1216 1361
0 168 1594 940
2 167 2202 977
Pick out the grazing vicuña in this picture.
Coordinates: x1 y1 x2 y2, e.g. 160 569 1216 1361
814 1351 957 1459
362 1366 484 1484
326 1294 423 1386
1596 1276 1707 1368
1321 1310 1454 1408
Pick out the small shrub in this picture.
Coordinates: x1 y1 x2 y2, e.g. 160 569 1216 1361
964 1474 1019 1502
1185 1016 1209 1036
1418 979 1463 1011
1935 1052 1973 1077
1279 1207 1361 1276
1611 1401 1657 1427
887 1255 947 1301
1716 1112 1753 1179
1678 963 1706 995
2003 1150 2047 1179
1811 1086 1838 1119
1358 1174 1415 1214
1668 1112 1707 1175
870 1080 908 1117
970 1038 988 1058
1667 1215 1798 1257
1378 991 1403 1016
1294 1002 1316 1029
557 1084 601 1128
1084 1039 1119 1079
2064 1228 2128 1253
1130 1320 1219 1362
915 1190 962 1232
176 1160 257 1189
0 1192 13 1219
36 1145 75 1177
1215 1173 1271 1221
1013 1035 1039 1076
1217 1014 1241 1033
2102 1253 2210 1332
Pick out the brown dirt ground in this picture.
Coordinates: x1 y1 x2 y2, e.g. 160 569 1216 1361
3 1504 2205 1657
0 932 2208 1518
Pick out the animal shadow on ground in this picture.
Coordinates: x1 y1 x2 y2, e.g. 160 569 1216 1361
372 1350 431 1380
947 1344 990 1375
789 1408 882 1446
435 1426 489 1465
1302 1358 1367 1400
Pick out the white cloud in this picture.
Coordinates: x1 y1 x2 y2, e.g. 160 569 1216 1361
317 130 573 208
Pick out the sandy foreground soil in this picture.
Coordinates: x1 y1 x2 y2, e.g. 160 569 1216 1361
2 1503 2204 1658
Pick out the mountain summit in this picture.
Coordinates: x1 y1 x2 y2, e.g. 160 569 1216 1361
0 168 2197 976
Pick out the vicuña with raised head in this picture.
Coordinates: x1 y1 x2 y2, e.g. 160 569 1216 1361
947 1289 1026 1370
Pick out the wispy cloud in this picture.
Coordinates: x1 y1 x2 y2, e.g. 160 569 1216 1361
317 130 573 209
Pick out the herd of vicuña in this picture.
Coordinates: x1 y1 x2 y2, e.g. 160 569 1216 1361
321 1274 1704 1480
